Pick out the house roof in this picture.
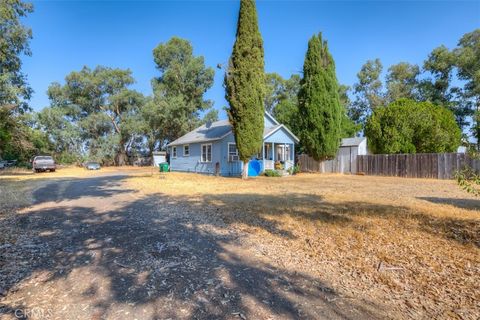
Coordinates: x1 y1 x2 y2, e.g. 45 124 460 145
341 137 366 147
167 112 299 146
167 119 232 146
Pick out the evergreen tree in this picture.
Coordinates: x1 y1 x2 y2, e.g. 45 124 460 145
225 0 265 178
297 33 342 161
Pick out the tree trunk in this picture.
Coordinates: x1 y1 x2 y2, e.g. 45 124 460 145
116 149 127 166
242 161 249 179
116 137 128 166
147 140 155 166
476 102 480 151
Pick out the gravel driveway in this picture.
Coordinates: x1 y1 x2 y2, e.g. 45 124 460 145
0 173 385 320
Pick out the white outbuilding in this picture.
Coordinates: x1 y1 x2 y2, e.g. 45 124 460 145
320 137 368 174
152 151 167 167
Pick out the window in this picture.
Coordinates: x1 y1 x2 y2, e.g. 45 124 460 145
276 145 290 161
228 143 239 162
264 143 272 160
201 144 212 162
183 145 190 157
172 146 177 158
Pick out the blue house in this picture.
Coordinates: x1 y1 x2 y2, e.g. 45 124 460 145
167 112 299 176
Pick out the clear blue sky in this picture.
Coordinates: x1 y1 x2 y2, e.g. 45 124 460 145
24 1 480 119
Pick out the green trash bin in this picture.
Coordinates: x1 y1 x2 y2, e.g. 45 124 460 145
159 162 169 172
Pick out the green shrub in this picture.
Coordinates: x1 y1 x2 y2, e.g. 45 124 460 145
288 164 300 175
264 169 281 177
365 99 461 154
455 151 480 196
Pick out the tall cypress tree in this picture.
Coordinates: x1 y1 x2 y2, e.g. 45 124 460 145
297 33 342 161
225 0 265 179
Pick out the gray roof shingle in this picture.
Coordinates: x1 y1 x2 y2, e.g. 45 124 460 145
168 119 232 146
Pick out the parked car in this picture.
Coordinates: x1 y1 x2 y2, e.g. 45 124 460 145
32 156 56 173
85 161 101 170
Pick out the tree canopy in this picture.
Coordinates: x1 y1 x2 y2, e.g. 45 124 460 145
45 66 145 165
149 37 216 152
225 0 265 178
0 0 47 162
365 99 461 154
0 0 33 112
297 33 342 161
454 29 480 149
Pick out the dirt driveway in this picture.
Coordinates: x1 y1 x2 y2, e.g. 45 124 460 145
0 168 478 319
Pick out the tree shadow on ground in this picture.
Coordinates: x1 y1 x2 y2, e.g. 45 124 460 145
0 176 387 320
31 175 137 203
417 196 480 211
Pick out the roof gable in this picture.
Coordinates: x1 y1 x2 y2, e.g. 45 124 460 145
264 124 300 143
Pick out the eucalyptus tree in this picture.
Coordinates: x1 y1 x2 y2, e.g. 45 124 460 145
349 59 385 125
151 37 215 145
0 0 34 158
46 66 145 165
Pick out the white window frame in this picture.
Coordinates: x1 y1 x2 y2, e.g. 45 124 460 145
228 143 238 156
172 146 177 158
285 145 291 161
183 145 190 157
201 143 212 163
228 143 239 162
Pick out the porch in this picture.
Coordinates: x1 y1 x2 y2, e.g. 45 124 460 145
261 142 295 171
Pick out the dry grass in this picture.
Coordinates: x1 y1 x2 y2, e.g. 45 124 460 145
0 165 153 180
126 172 480 319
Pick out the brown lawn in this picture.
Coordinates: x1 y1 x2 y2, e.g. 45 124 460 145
126 172 480 319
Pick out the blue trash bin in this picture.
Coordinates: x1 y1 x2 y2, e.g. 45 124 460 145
248 159 262 177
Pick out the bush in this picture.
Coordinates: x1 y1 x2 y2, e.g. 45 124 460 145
365 99 461 154
288 164 300 175
264 169 281 177
54 152 75 165
455 151 480 196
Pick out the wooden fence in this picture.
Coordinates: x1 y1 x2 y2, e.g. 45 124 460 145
298 153 480 179
298 153 357 174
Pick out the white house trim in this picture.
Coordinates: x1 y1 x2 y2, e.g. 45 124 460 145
183 144 190 157
200 143 212 163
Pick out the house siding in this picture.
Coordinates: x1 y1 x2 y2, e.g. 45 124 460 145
169 141 223 174
219 133 243 176
264 128 295 144
168 114 298 176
